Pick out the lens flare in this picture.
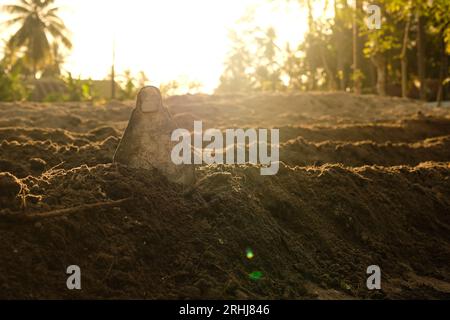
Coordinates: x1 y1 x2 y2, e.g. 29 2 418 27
246 248 254 259
249 271 263 281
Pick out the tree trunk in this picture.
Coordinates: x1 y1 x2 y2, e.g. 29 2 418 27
111 65 116 99
33 61 37 80
337 55 346 91
437 36 448 107
335 0 348 91
320 48 337 91
401 15 411 98
353 0 362 94
306 0 316 91
416 12 426 101
371 54 386 96
111 40 116 99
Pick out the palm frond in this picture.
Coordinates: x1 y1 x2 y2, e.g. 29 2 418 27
44 6 60 16
46 14 65 27
47 24 72 49
46 12 65 25
31 0 53 8
42 0 56 6
3 0 71 74
19 0 32 7
2 4 30 15
46 17 69 31
2 15 27 28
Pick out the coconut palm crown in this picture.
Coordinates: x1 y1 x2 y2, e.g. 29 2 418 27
2 0 72 78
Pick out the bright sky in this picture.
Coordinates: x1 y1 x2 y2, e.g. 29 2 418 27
0 0 332 93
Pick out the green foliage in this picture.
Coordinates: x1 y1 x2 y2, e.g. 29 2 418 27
43 73 95 102
429 0 450 54
65 74 93 102
217 30 254 93
0 63 28 101
282 44 306 90
218 25 286 93
120 70 137 100
218 1 357 93
159 80 180 97
362 19 401 59
137 71 149 89
1 0 446 100
158 78 203 97
253 27 284 91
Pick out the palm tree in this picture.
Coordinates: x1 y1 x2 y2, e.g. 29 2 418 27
2 0 72 78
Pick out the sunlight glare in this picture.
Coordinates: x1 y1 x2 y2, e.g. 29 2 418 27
0 0 334 93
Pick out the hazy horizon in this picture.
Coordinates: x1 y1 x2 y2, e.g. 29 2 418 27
0 0 325 93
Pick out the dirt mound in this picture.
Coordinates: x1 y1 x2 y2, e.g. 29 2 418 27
0 163 449 299
280 135 450 167
166 92 449 128
0 101 132 132
0 137 118 178
279 116 450 143
0 92 449 299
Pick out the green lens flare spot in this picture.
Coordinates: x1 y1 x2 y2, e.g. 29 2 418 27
246 248 254 259
249 271 263 281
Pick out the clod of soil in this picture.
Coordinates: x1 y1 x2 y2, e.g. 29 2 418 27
0 172 23 197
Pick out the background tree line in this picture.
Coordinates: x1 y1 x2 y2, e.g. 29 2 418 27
217 0 450 105
1 0 449 102
0 0 156 101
